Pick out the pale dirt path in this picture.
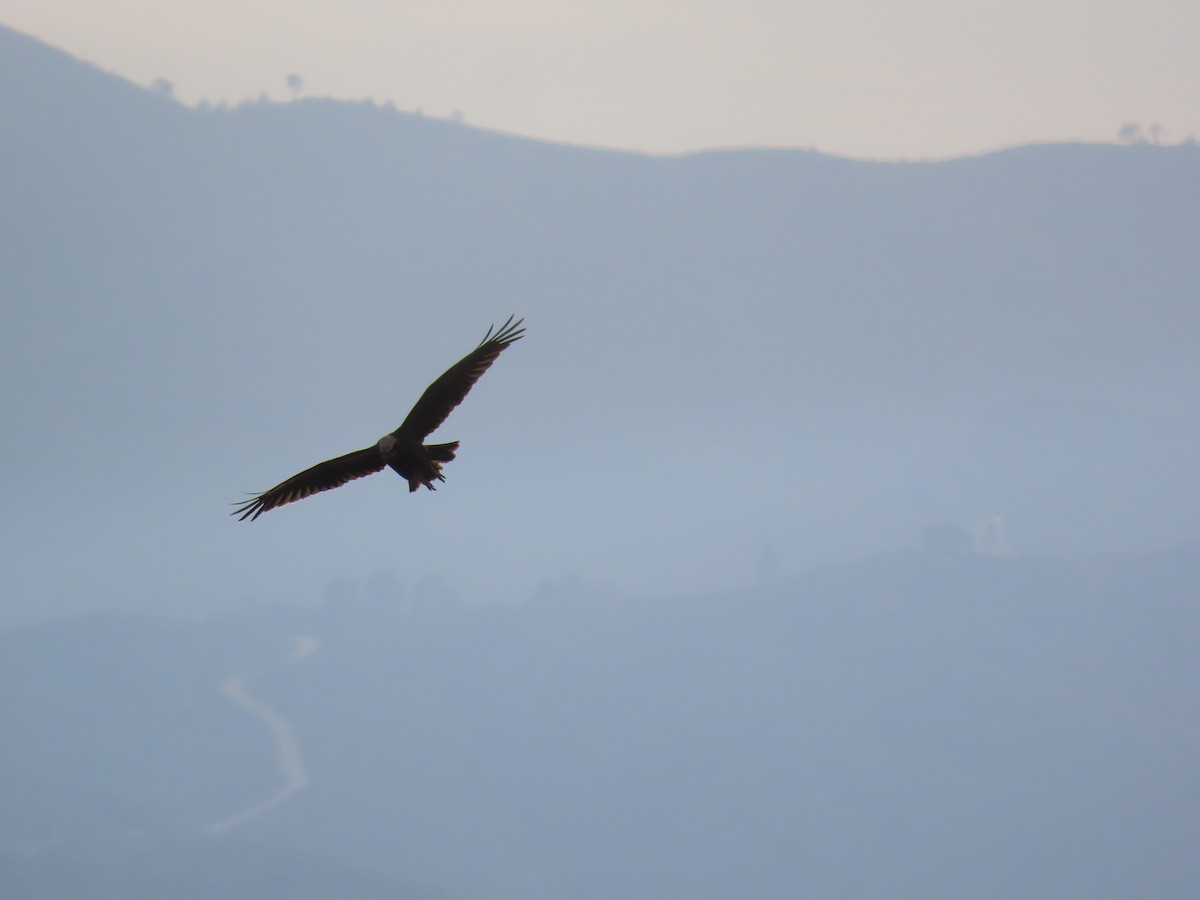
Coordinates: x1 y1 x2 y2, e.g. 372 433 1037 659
204 634 318 834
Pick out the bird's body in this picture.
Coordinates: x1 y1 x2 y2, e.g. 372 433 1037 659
376 433 460 493
233 316 523 521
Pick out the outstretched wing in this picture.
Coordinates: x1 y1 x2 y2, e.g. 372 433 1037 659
392 315 525 441
232 447 385 521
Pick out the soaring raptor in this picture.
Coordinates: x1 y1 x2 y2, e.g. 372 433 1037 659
233 316 524 521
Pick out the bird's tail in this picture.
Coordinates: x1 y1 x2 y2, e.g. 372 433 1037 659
406 442 461 493
426 441 459 463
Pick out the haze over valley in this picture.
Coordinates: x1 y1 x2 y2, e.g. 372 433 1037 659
2 24 1198 899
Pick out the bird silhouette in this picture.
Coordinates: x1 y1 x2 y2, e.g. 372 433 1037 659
233 316 524 521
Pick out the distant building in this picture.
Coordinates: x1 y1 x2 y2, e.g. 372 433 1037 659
970 516 1011 557
920 516 1011 557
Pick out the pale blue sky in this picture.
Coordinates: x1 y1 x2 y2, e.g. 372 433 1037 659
2 0 1197 158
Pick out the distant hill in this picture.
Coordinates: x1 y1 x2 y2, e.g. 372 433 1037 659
2 545 1198 898
0 613 454 899
1 23 1198 625
0 839 452 900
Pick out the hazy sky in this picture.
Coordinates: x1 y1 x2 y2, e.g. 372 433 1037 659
2 0 1197 158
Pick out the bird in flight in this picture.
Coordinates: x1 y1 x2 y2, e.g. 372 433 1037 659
233 316 524 521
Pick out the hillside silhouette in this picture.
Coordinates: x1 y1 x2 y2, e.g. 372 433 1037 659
4 23 1199 622
3 546 1198 898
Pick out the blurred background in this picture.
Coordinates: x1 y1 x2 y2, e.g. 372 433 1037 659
2 17 1198 899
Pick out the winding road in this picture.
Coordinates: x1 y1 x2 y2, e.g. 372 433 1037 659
204 634 318 834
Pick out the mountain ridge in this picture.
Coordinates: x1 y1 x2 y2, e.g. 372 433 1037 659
2 20 1197 623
